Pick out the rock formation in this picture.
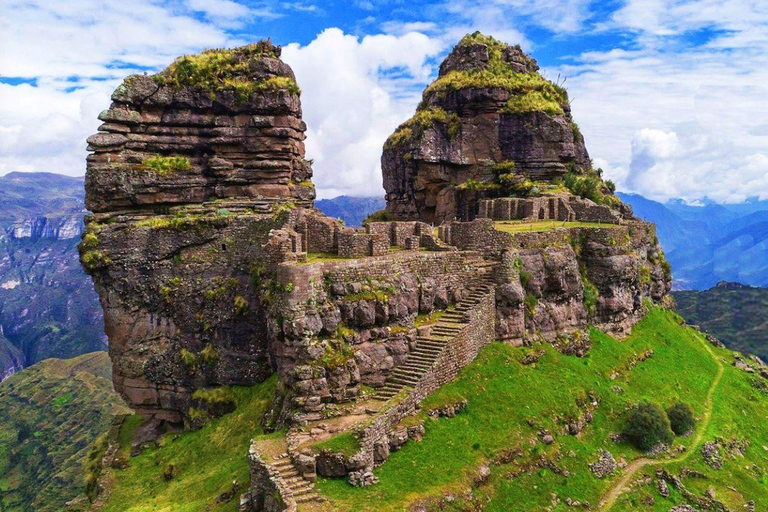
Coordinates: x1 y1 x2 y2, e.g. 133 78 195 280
382 32 590 223
82 34 672 508
82 41 318 427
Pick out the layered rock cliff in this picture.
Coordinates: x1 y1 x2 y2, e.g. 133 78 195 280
382 32 591 223
81 41 322 427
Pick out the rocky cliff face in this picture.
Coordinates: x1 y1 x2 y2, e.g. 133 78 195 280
81 42 321 427
382 33 590 223
83 36 671 443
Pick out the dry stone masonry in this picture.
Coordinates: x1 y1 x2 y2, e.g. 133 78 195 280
81 34 672 511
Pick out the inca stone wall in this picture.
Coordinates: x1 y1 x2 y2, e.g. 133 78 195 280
265 249 489 424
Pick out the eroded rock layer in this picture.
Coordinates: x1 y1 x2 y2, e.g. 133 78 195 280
82 42 319 427
86 41 314 214
382 33 590 223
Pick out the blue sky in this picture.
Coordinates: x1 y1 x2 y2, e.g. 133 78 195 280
2 0 768 203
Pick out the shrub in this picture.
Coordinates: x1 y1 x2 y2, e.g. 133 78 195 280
667 402 696 436
80 232 98 251
234 295 249 316
524 294 538 316
624 402 674 451
180 349 198 372
582 277 599 317
143 155 191 176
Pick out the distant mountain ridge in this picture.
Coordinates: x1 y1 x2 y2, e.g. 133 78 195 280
315 195 385 226
674 282 768 361
0 172 105 380
619 193 768 289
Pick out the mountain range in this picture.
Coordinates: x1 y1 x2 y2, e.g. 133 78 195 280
619 193 768 289
0 173 106 380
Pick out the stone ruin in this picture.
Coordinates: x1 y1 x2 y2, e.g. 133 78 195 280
81 35 672 510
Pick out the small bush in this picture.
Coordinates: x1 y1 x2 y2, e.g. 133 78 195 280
180 349 198 372
624 402 674 451
143 155 191 176
667 402 696 436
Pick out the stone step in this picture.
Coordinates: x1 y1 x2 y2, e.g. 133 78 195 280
390 376 419 386
295 492 320 503
398 367 430 376
416 336 447 343
417 339 447 348
412 346 441 354
402 359 433 368
392 368 423 378
412 345 442 353
400 361 433 370
290 482 315 495
278 469 299 479
408 353 435 361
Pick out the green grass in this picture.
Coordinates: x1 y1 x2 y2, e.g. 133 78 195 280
313 432 361 458
493 220 620 234
313 309 764 511
301 252 351 264
154 41 299 101
101 376 278 512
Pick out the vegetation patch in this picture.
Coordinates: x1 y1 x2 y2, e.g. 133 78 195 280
385 108 461 149
623 402 675 452
563 168 620 207
154 41 299 101
363 209 397 225
99 376 278 512
142 155 191 176
667 401 696 436
314 432 361 458
422 33 567 116
314 309 762 512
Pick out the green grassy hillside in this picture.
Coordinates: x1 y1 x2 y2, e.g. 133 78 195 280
91 376 278 512
0 352 128 512
674 282 768 361
312 308 766 511
84 308 767 511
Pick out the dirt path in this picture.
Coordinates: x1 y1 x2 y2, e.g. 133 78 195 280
597 336 725 511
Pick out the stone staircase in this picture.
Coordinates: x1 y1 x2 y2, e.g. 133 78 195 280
270 456 320 505
374 274 496 401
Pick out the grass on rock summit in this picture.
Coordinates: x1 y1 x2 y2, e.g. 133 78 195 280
154 40 300 100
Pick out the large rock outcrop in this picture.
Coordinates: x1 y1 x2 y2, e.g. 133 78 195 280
82 35 671 439
85 41 314 214
81 42 318 427
382 32 590 223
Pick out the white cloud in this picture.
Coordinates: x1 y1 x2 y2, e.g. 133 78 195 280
0 0 246 177
283 28 443 198
556 9 768 204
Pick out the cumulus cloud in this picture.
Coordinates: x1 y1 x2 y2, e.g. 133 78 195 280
283 29 443 198
555 1 768 203
0 0 245 176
